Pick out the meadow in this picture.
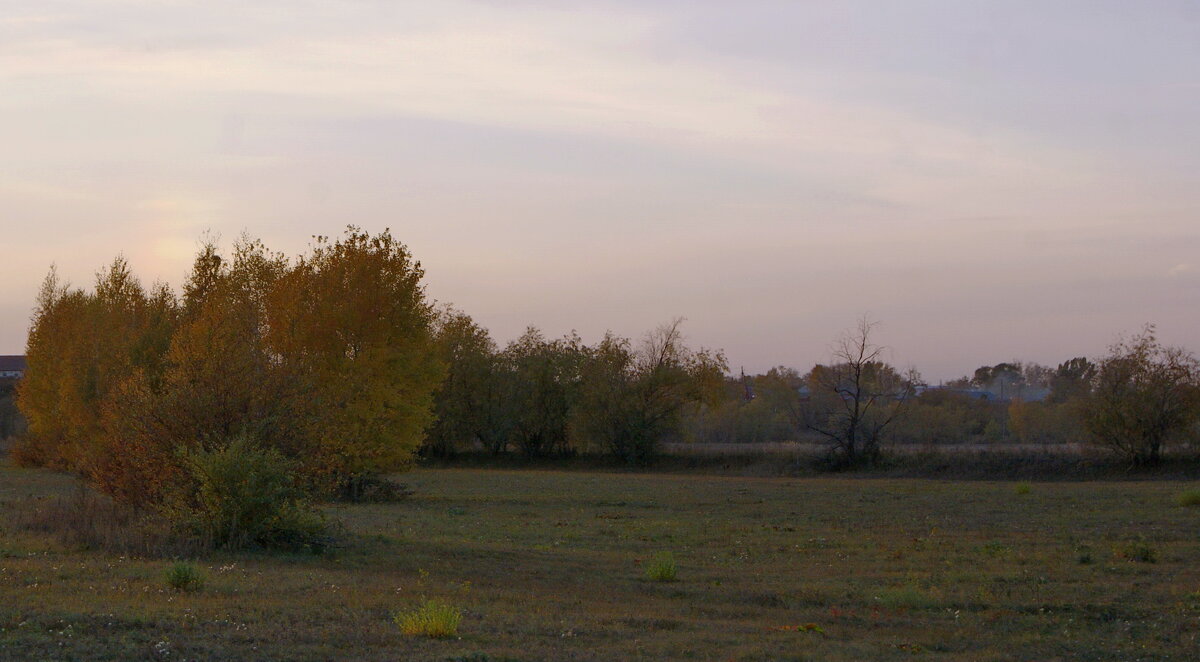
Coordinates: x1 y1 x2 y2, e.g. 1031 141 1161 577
2 462 1199 661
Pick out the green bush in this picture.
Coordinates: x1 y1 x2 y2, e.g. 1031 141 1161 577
394 599 462 638
164 561 204 592
1176 489 1200 507
1014 482 1032 495
644 551 678 582
163 435 329 551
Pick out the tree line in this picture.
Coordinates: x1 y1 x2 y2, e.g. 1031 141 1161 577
11 228 1200 529
690 321 1200 467
425 314 726 463
12 229 728 536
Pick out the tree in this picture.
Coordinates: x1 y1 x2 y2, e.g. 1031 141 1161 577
575 319 726 463
16 260 177 474
755 365 809 438
1049 357 1095 403
1080 326 1200 465
805 318 916 466
20 229 444 505
91 238 291 504
503 328 585 457
268 228 445 496
971 362 1024 397
425 308 513 457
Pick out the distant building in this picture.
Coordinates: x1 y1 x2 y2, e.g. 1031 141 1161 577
0 355 26 379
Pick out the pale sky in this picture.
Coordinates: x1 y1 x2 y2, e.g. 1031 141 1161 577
1 1 1198 381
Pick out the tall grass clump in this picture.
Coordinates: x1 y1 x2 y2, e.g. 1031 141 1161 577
644 551 678 582
877 586 940 610
164 561 205 592
11 486 196 557
394 599 462 638
1176 488 1200 507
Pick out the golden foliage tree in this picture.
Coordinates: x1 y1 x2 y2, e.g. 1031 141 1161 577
16 260 176 473
268 228 444 497
19 228 444 505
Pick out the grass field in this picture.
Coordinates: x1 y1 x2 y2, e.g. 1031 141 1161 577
2 463 1199 661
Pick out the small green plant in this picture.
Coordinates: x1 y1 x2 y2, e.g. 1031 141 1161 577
1114 538 1158 564
643 551 678 582
979 541 1010 557
164 561 205 592
394 599 462 638
1175 489 1200 507
877 586 939 610
1014 482 1032 495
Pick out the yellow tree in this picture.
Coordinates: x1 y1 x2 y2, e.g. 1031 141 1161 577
268 227 444 498
93 238 291 504
17 259 172 473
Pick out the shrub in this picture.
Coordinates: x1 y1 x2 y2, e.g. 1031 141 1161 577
1176 489 1200 507
162 435 330 551
334 475 413 503
644 551 678 582
394 599 462 638
164 561 204 592
1014 482 1032 495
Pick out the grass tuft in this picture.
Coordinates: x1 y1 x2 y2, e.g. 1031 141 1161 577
1014 482 1032 495
1175 489 1200 507
643 551 678 582
164 561 205 592
1114 539 1158 564
394 599 462 638
877 586 939 610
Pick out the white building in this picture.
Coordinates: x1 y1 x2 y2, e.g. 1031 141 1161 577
0 355 26 379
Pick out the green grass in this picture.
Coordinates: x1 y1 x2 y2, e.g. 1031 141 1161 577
2 462 1200 660
394 599 462 638
1176 488 1200 506
643 551 677 582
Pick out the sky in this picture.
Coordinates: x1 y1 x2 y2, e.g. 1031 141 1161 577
1 1 1198 381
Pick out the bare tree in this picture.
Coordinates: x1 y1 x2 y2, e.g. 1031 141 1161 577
806 317 915 466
